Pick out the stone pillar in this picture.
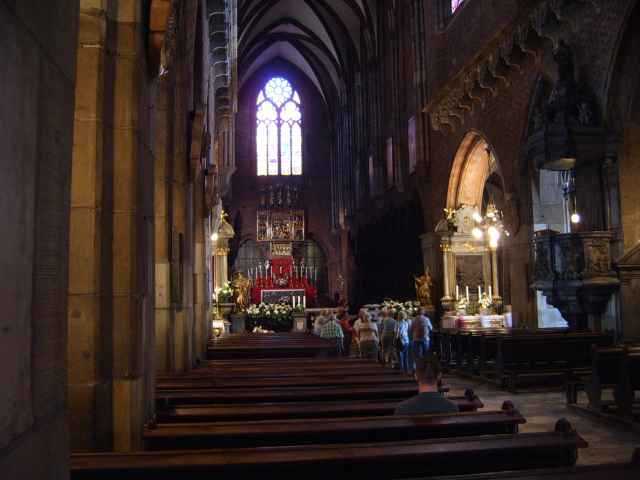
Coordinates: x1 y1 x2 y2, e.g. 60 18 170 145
193 170 210 363
440 237 453 310
68 0 154 452
67 1 111 451
490 246 502 303
212 215 235 293
153 76 173 374
109 0 153 452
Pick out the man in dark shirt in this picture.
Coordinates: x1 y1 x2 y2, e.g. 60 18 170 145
394 355 459 415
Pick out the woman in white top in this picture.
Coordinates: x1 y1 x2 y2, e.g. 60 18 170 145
354 312 379 360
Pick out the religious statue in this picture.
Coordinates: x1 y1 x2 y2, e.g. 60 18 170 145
414 270 433 307
233 272 252 310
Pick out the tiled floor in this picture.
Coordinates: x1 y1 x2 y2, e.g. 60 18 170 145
445 373 640 465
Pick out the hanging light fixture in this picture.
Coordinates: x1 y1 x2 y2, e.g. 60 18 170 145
471 202 508 247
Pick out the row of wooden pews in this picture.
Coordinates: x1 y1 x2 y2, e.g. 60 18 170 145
71 333 638 479
568 344 640 420
206 331 336 359
434 328 614 392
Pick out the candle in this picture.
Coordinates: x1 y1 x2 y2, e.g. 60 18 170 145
489 286 493 298
478 285 482 298
303 296 306 309
465 286 469 302
456 285 459 300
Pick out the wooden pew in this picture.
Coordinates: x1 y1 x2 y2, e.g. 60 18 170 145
428 453 639 480
617 349 640 417
207 333 336 359
156 391 484 423
156 372 411 390
494 333 614 392
145 403 523 450
71 423 587 480
156 383 421 406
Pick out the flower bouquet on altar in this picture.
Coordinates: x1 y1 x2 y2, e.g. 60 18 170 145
478 293 494 315
381 299 420 316
455 296 468 315
246 302 294 332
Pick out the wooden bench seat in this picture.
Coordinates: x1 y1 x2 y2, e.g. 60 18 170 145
156 383 421 406
157 392 484 423
156 372 411 390
71 426 587 480
146 404 522 450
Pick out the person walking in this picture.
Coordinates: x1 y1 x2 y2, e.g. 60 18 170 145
380 308 397 366
395 311 410 373
354 311 379 360
410 307 433 366
320 313 344 356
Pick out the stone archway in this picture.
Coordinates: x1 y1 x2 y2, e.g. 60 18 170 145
447 131 503 210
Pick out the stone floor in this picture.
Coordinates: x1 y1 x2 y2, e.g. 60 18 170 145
445 373 640 465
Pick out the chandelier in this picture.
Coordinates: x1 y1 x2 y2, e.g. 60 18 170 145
471 203 510 248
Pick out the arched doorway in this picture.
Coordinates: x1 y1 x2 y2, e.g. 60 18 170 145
441 132 508 316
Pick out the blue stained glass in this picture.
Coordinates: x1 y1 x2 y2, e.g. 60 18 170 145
281 123 291 175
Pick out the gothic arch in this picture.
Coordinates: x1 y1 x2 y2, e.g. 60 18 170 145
446 131 503 210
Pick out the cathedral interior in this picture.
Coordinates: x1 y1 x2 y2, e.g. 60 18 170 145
2 0 640 478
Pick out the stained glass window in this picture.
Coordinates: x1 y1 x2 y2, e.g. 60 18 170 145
256 77 302 176
451 0 464 13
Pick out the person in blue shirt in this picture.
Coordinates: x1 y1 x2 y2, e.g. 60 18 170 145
410 307 433 361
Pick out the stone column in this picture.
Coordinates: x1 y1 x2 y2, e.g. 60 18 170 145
109 0 153 452
213 245 231 292
153 75 173 374
67 1 111 451
490 246 502 304
440 237 453 310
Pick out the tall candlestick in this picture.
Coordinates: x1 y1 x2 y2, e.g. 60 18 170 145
465 286 469 302
303 296 306 309
489 285 493 298
478 285 482 298
456 285 459 300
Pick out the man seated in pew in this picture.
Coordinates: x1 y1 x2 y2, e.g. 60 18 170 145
394 355 459 415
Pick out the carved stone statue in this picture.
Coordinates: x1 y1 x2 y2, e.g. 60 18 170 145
233 272 252 310
414 270 434 308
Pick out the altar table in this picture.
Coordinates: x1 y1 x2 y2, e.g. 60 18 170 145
442 314 510 330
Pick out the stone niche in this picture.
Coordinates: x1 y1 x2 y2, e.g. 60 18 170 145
532 230 619 330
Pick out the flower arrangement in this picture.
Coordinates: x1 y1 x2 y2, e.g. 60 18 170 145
478 293 494 311
215 281 234 303
444 207 458 232
455 296 468 313
381 300 420 317
246 302 294 332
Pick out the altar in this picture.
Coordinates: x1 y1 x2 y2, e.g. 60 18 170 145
248 254 318 305
441 313 511 330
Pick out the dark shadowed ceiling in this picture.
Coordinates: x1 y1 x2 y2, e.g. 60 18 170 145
238 0 378 109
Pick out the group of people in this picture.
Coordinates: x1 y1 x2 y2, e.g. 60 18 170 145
311 307 461 416
311 306 434 374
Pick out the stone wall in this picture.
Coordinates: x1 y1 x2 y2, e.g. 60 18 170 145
0 0 78 477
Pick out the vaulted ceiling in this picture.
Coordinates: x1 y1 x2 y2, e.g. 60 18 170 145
238 0 377 109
